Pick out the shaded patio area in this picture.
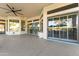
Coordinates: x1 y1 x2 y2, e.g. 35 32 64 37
0 34 79 56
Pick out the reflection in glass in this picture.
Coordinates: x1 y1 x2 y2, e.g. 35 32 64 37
60 16 67 27
53 18 59 38
9 20 19 32
21 20 25 31
29 24 32 34
68 15 76 27
40 20 43 32
32 22 39 35
68 15 77 40
48 14 77 41
48 18 54 37
60 16 67 39
60 28 67 39
68 28 77 40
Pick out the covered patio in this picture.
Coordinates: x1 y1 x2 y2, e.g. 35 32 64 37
0 34 79 56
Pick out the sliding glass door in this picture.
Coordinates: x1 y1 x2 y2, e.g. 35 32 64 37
60 16 67 39
48 18 54 37
48 13 77 41
53 18 60 38
67 14 77 40
32 22 39 35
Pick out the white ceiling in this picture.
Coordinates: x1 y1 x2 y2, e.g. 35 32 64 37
0 3 50 18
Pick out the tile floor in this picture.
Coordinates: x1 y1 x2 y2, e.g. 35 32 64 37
0 34 79 56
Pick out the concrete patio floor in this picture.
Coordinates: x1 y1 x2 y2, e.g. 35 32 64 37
0 34 79 56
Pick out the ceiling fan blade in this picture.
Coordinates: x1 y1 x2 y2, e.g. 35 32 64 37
0 7 10 10
12 12 17 16
6 4 13 10
12 7 14 9
14 9 22 12
7 4 17 16
17 12 23 15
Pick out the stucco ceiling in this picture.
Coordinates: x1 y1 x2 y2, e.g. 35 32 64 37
0 3 51 18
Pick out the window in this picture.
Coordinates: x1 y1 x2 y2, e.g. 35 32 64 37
9 20 19 32
48 13 77 41
40 19 43 32
68 14 77 40
60 16 67 39
53 17 60 38
0 20 5 34
21 20 25 31
48 18 54 37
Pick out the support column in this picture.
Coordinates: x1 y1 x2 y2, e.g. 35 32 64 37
43 8 48 39
19 19 21 34
77 4 79 41
8 19 9 33
25 20 27 34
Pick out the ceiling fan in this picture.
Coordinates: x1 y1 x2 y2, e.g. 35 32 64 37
0 4 23 16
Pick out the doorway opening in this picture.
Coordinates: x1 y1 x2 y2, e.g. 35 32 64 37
0 23 5 34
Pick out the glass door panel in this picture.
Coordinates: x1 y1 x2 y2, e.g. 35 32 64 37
60 28 67 39
40 20 43 32
48 18 54 37
68 14 77 40
68 28 77 40
60 16 67 39
47 14 77 41
53 18 59 38
29 24 32 34
21 20 25 31
32 22 39 35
